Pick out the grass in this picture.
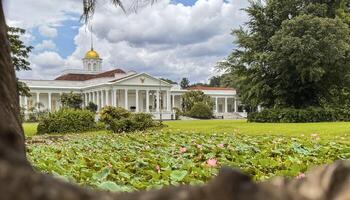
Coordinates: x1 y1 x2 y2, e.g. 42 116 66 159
163 120 350 143
24 120 350 143
23 123 38 137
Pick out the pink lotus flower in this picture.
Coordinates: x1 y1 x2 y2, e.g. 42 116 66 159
217 143 224 148
155 165 161 173
295 173 306 180
207 158 218 167
180 147 187 153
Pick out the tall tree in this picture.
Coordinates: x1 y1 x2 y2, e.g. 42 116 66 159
8 26 33 97
180 77 190 89
219 0 350 108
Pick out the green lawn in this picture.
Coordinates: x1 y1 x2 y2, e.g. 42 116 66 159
24 120 350 143
164 120 350 143
23 123 38 137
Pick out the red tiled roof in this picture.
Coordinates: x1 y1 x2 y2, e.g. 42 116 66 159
55 69 125 81
188 86 235 91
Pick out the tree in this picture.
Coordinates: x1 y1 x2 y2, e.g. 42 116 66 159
219 0 350 108
60 92 83 109
208 76 221 87
8 26 33 97
181 91 213 113
180 77 190 89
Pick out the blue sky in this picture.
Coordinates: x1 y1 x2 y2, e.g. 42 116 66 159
5 0 249 82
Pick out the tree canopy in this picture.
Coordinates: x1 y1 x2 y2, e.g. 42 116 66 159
8 26 33 97
219 0 350 108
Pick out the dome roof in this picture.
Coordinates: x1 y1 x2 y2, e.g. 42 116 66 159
85 49 100 59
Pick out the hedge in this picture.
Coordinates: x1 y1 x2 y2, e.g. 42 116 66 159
248 107 350 123
99 106 159 133
37 108 96 134
187 103 213 119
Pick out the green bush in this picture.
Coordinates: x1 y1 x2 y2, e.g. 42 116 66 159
99 106 157 133
173 107 182 120
86 102 98 113
100 106 130 125
187 103 213 119
37 108 96 134
248 107 350 123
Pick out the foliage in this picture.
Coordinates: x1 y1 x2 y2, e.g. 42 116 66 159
181 91 213 113
37 108 96 134
99 106 157 133
27 130 350 191
187 103 213 119
100 106 131 125
173 107 182 120
248 107 350 123
219 0 350 109
8 26 33 97
180 77 190 89
60 92 83 109
86 102 98 113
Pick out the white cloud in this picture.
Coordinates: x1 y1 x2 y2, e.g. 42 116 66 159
3 0 81 28
38 25 58 38
16 51 65 79
35 40 57 51
7 0 249 82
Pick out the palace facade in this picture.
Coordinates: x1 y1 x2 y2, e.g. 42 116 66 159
20 48 246 120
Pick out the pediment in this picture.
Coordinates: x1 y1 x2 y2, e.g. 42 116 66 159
113 73 172 87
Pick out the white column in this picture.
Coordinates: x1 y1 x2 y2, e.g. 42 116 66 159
36 92 40 110
146 90 150 112
234 98 237 113
19 96 22 107
106 89 109 106
135 89 139 112
166 90 171 112
172 95 175 109
92 92 95 104
125 89 128 110
225 97 228 113
24 96 28 110
97 91 100 110
84 93 88 106
101 90 105 108
215 97 218 113
156 90 160 112
48 93 52 111
113 89 117 107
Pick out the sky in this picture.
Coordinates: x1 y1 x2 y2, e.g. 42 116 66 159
3 0 249 83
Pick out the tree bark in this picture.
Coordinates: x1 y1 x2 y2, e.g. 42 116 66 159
1 1 350 200
0 0 26 159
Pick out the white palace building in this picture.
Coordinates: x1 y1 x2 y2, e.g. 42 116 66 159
19 48 246 120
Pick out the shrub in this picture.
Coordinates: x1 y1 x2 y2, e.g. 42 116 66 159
173 107 182 120
60 92 83 109
187 103 213 119
100 106 130 125
99 106 157 133
181 91 213 112
86 102 98 113
248 107 350 123
37 108 95 134
130 113 157 131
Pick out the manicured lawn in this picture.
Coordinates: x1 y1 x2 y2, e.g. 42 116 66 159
23 123 38 137
164 120 350 143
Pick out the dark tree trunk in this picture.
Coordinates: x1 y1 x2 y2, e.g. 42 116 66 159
0 1 350 200
0 0 26 158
